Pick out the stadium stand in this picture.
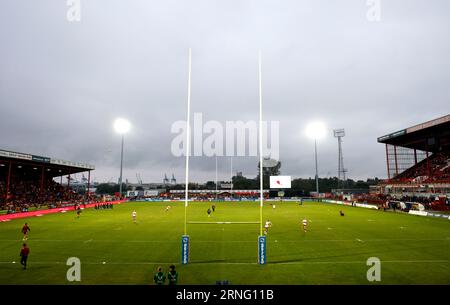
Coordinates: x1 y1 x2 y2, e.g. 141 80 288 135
389 152 450 183
0 149 97 214
377 114 450 210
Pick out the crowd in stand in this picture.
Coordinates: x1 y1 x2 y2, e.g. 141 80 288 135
375 152 450 211
392 152 450 183
391 194 450 210
425 154 450 182
0 179 100 214
335 192 450 211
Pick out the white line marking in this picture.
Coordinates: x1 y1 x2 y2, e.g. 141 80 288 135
0 238 448 243
271 260 450 265
0 260 449 266
188 221 260 225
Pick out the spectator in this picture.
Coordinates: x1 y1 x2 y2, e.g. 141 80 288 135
167 265 178 285
153 266 166 285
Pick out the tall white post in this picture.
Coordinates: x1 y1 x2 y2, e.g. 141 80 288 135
184 48 192 236
215 155 218 200
258 50 264 236
230 157 233 195
119 135 124 197
315 138 319 194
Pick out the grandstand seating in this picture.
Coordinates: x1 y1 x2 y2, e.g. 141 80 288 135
389 152 450 183
0 179 97 213
332 192 450 211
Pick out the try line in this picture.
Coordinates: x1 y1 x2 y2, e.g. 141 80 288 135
1 260 450 266
0 238 449 243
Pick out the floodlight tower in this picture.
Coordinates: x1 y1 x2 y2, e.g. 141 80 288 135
306 121 327 194
333 129 347 189
114 118 131 197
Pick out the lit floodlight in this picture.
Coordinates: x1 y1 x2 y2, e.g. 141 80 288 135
305 121 327 140
114 118 131 134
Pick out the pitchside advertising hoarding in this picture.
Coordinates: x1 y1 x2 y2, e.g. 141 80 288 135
144 190 159 197
269 176 291 189
127 191 142 197
127 190 160 197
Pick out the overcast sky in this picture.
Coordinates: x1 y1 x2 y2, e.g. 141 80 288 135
1 0 449 184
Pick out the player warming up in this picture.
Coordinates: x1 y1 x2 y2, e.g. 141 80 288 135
264 219 272 235
165 205 171 212
132 210 137 223
207 208 212 217
21 223 30 241
19 243 30 270
76 206 82 218
302 218 308 232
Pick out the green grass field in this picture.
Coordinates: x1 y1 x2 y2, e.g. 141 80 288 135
1 201 449 285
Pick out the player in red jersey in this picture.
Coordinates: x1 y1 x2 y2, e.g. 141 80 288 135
21 223 30 241
19 243 30 270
